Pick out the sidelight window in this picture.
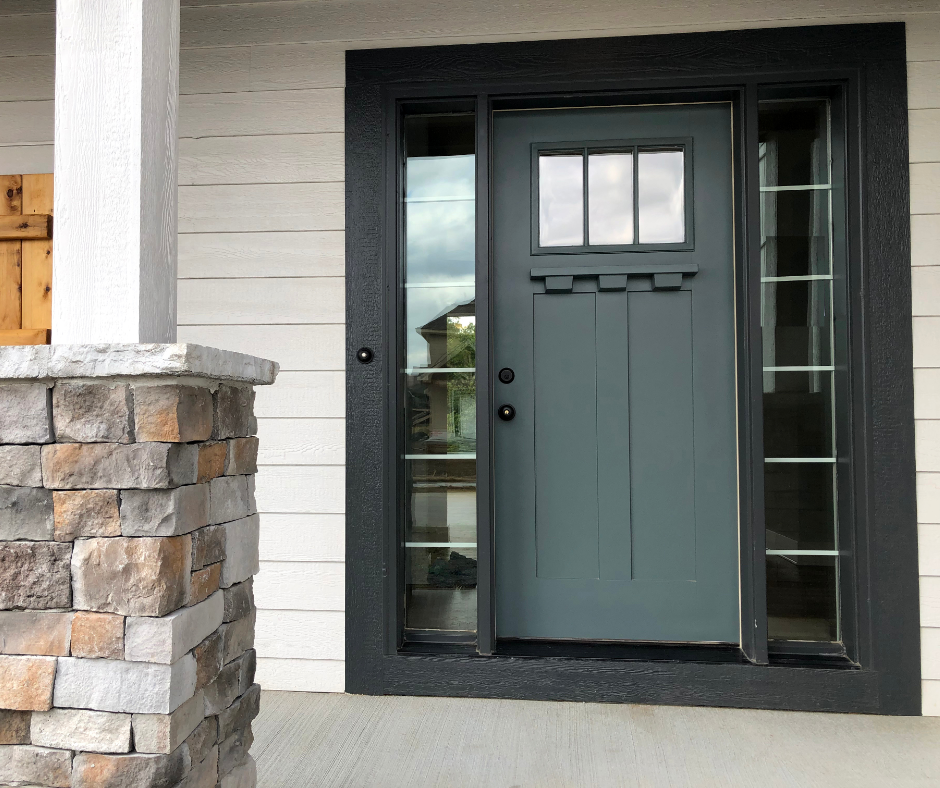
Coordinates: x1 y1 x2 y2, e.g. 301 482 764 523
401 113 478 641
759 97 848 650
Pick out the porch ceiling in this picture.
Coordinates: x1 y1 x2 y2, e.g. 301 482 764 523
254 690 940 788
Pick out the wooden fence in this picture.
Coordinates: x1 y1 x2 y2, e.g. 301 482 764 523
1 174 52 345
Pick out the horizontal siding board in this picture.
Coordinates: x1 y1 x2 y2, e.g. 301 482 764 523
257 418 345 465
912 215 940 266
907 15 940 62
911 163 940 215
0 99 53 146
254 372 345 418
256 561 345 610
177 327 345 371
178 276 344 324
922 576 940 627
179 182 345 232
912 267 940 316
916 420 940 472
180 46 252 95
255 657 345 692
0 54 54 101
916 370 940 420
259 513 345 562
179 88 343 138
179 132 344 185
914 318 940 368
923 627 940 681
178 0 937 49
254 465 345 513
179 230 344 279
255 609 345 660
0 13 54 57
918 473 940 524
910 110 940 163
0 144 53 176
909 61 940 109
249 42 346 91
924 680 940 716
920 525 940 576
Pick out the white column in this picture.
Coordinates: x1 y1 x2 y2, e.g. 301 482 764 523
52 0 180 344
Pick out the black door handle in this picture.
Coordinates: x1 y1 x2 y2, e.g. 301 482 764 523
498 404 515 421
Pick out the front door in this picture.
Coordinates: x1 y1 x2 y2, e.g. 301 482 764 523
493 103 739 643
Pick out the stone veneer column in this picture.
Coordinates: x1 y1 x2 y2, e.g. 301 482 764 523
0 345 277 788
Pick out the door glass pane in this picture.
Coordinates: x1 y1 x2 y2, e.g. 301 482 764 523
638 149 685 243
760 190 831 277
405 115 476 284
539 153 584 246
588 152 634 245
759 98 842 647
761 280 832 368
758 100 829 187
405 459 477 632
403 114 477 639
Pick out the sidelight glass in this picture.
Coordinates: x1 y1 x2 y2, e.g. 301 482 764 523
588 153 634 245
539 154 584 247
402 113 478 639
760 97 843 646
638 149 685 243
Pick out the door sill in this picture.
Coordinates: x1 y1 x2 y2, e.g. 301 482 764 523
496 638 747 664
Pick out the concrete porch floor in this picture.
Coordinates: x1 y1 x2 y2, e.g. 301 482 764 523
253 691 940 788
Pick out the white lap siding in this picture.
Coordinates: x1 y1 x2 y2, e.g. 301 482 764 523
1 0 939 708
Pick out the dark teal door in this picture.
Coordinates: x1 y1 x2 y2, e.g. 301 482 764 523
493 103 739 643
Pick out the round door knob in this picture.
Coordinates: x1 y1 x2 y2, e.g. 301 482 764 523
356 347 374 364
498 367 515 384
498 404 515 421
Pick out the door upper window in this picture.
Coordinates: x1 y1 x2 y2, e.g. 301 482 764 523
536 143 690 251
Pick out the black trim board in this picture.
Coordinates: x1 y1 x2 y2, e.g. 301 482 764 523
345 23 919 714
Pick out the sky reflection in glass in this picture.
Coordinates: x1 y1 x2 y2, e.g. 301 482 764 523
638 150 685 243
539 155 584 247
588 153 634 245
405 155 476 284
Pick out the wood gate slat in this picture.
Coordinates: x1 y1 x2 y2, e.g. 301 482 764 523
21 173 53 333
0 174 23 331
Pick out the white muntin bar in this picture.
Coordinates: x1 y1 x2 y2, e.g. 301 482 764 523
52 0 180 344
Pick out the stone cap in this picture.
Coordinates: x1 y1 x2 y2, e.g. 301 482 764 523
0 344 278 386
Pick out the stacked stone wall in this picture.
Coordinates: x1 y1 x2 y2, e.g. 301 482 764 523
0 378 260 788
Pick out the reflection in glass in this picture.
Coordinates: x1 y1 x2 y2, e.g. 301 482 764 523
539 154 584 247
759 101 829 187
638 150 685 243
405 288 475 370
761 280 832 368
763 371 834 459
588 153 634 245
403 113 478 639
406 548 478 632
406 458 477 544
405 458 477 633
405 371 477 456
405 156 475 284
767 555 838 642
760 190 831 278
765 463 836 552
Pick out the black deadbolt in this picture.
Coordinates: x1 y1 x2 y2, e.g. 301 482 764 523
356 347 374 364
497 404 516 421
498 367 515 384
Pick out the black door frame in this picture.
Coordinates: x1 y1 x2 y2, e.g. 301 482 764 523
345 23 920 714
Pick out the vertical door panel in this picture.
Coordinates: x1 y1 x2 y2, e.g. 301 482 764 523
534 293 599 579
627 290 696 581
